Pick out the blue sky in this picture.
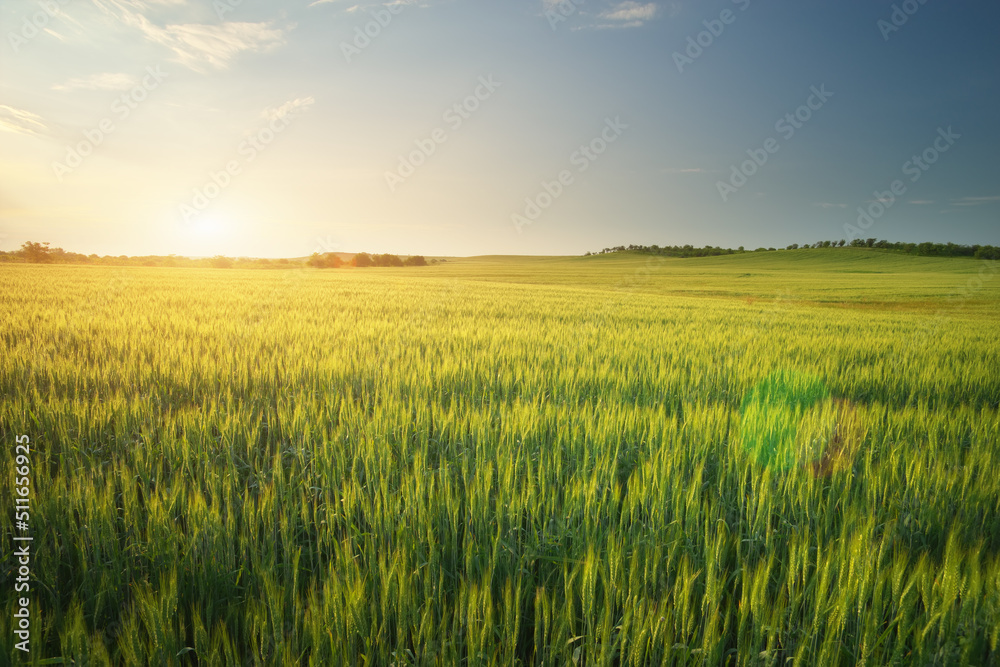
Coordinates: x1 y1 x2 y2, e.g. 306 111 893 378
1 0 997 257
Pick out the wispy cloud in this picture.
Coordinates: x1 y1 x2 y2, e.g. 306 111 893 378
549 0 659 30
106 0 190 8
814 202 847 209
147 21 290 72
52 72 138 91
951 196 1000 207
262 97 315 122
0 106 49 138
311 0 409 9
908 199 934 205
43 28 68 42
662 167 715 174
92 0 290 72
596 1 658 28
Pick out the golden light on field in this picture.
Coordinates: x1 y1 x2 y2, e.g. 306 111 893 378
2 252 999 663
1 0 999 660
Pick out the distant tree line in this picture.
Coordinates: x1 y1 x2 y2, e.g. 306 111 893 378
588 244 739 258
308 252 428 268
590 239 1000 260
1 242 236 268
839 239 1000 259
2 242 433 268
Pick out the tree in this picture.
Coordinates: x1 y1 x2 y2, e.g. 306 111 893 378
308 252 343 268
786 243 799 250
20 241 53 263
352 252 374 267
209 255 234 269
372 253 404 267
404 255 428 266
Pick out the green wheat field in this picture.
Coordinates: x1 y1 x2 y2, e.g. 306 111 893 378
2 249 999 665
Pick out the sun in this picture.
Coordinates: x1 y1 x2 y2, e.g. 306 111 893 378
175 212 236 256
189 215 227 238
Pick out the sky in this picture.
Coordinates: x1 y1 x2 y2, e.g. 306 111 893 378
0 0 998 258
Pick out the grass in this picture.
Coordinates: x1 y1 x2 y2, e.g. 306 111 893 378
1 249 999 665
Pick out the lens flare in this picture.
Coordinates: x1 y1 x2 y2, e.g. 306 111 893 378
739 369 831 470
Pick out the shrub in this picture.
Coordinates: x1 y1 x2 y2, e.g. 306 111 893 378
372 253 404 267
352 252 374 267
